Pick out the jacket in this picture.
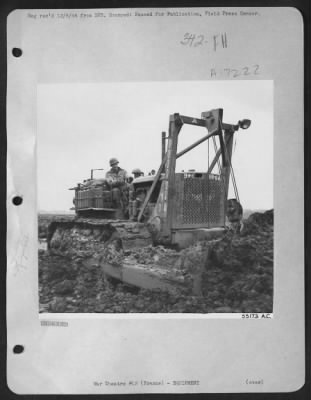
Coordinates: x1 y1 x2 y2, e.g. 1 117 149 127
105 167 128 187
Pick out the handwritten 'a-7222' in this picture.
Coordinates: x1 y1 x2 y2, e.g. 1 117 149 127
180 32 228 51
210 65 260 78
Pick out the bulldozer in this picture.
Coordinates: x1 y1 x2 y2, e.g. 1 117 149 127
46 108 250 291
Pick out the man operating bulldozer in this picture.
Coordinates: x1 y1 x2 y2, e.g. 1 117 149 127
105 157 129 213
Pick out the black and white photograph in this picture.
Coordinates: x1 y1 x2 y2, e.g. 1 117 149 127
6 7 304 394
38 81 274 314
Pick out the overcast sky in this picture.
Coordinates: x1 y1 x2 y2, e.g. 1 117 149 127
37 80 273 212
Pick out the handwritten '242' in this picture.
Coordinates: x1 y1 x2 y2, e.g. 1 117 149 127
180 32 228 51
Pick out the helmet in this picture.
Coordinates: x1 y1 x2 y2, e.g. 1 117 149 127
132 168 143 174
109 157 119 166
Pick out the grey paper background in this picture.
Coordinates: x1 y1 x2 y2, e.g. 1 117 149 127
7 7 304 394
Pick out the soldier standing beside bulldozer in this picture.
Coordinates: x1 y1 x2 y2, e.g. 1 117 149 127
128 168 146 220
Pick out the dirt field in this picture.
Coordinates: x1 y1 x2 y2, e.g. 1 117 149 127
39 210 273 313
38 213 74 239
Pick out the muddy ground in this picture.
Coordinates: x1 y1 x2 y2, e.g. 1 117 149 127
39 210 273 313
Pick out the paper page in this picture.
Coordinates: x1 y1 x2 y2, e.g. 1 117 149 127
7 7 304 394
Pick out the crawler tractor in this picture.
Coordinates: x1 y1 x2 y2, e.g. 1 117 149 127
48 109 250 253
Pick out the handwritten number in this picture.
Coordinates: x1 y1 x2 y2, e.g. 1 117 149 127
180 33 190 45
180 33 188 45
194 35 204 47
232 69 240 78
224 68 230 76
215 65 260 78
189 34 195 46
180 33 196 46
180 32 227 49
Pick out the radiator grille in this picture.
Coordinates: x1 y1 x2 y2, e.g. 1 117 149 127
181 175 224 226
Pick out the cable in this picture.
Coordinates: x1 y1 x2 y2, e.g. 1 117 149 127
223 134 240 203
212 135 228 199
212 136 222 175
213 127 241 204
208 135 210 224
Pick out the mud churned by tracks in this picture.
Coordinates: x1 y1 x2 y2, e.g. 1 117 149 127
39 210 273 313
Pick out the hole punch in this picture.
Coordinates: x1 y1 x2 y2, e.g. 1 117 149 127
12 48 22 57
12 196 23 206
13 345 24 354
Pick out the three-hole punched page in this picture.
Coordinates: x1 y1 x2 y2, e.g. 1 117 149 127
7 7 304 394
